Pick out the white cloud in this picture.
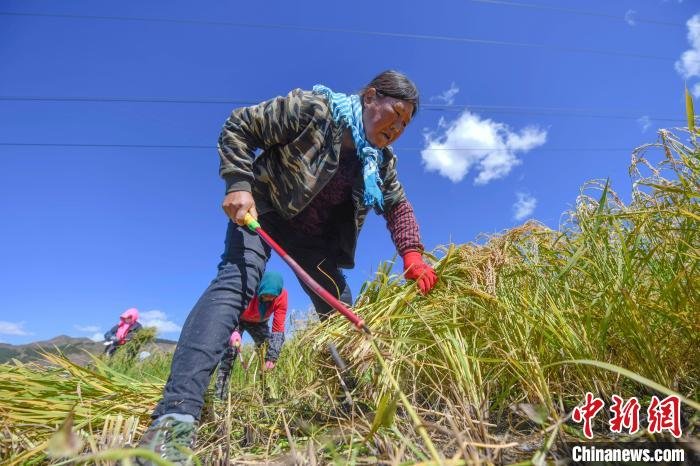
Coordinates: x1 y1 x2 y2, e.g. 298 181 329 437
75 325 100 333
431 82 460 106
421 111 547 184
693 82 700 98
513 192 537 221
675 14 700 79
90 333 104 342
0 321 29 336
625 10 637 26
637 115 651 132
140 310 181 334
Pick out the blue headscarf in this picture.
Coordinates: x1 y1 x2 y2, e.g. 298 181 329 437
257 271 283 320
312 84 384 211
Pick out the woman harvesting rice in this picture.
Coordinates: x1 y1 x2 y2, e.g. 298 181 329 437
136 70 438 464
103 307 142 356
214 271 288 400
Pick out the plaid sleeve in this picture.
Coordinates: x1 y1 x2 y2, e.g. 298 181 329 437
266 332 285 362
384 199 424 255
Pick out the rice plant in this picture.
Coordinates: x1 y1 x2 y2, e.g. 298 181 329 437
0 115 698 464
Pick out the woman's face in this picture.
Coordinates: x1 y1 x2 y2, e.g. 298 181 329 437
362 88 414 148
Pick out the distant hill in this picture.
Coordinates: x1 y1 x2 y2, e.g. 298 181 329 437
0 335 178 366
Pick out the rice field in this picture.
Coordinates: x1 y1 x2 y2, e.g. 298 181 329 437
1 117 698 464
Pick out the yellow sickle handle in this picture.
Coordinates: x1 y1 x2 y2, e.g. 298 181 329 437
243 213 260 231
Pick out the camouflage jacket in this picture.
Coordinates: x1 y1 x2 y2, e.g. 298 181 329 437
217 89 408 267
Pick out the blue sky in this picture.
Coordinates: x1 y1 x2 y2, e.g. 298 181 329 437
1 0 698 344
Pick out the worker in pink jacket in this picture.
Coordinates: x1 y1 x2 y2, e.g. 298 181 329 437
103 308 142 356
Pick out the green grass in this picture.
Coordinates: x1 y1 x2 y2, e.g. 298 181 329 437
0 119 698 464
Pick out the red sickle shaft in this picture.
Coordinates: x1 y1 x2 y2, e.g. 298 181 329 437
243 214 371 334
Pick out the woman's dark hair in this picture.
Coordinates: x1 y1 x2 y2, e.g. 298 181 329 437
361 70 420 117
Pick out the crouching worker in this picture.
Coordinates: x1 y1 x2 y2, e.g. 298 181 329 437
135 70 437 465
103 308 142 356
214 271 288 400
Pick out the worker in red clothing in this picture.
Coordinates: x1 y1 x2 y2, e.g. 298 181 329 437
214 271 287 399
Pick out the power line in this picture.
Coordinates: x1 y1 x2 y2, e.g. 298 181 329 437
0 95 683 122
0 96 256 106
0 96 233 104
0 11 682 62
426 104 682 122
0 142 640 152
401 147 635 152
468 0 684 28
0 142 212 149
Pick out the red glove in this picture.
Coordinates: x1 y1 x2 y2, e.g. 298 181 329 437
402 251 437 295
